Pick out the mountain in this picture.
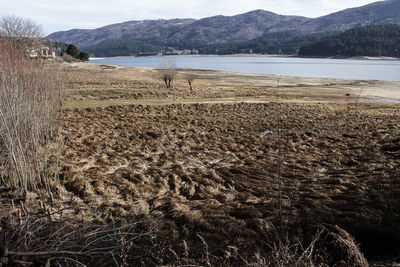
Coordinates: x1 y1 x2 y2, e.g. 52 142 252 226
47 10 310 49
295 0 400 33
47 19 195 48
167 10 310 44
46 0 400 56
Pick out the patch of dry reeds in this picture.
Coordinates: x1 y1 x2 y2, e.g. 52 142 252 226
0 38 63 195
0 210 158 266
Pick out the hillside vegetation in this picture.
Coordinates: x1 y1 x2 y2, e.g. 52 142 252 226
299 24 400 57
198 31 326 55
46 0 400 57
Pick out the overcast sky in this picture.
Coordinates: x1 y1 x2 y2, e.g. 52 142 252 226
0 0 383 34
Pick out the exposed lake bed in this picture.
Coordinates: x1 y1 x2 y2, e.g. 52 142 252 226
53 61 400 264
72 61 400 107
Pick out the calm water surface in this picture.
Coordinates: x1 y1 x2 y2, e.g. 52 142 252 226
90 56 400 81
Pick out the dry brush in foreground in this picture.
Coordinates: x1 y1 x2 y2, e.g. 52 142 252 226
1 52 399 265
0 38 63 195
49 102 399 265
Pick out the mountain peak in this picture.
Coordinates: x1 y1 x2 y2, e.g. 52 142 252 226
46 0 400 56
297 0 400 33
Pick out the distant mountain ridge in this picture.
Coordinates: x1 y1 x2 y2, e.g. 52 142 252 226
46 0 400 56
47 10 310 48
47 19 196 48
296 0 400 33
167 10 311 44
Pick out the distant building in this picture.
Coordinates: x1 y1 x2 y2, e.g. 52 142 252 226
240 48 254 54
26 46 56 59
27 49 38 58
160 48 201 55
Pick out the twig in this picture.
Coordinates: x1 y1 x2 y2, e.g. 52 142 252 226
297 228 325 263
7 250 87 256
197 234 211 267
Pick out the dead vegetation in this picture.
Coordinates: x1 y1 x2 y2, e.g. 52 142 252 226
0 205 371 266
158 58 177 88
51 102 399 265
1 61 399 265
184 70 195 92
0 38 63 195
62 63 400 109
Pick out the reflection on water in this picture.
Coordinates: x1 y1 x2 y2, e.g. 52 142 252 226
90 56 400 81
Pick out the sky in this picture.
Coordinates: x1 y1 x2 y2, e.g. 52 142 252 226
0 0 383 35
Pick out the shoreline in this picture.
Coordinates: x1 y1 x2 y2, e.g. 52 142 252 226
68 61 400 105
87 55 400 82
84 62 400 83
89 54 400 61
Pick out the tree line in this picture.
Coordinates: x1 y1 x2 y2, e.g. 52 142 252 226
298 24 400 57
83 24 400 58
84 31 324 56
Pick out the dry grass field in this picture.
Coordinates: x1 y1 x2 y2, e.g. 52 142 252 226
63 62 400 108
1 62 399 265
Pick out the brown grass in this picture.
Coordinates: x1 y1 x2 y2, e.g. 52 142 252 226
1 62 399 265
62 63 400 108
54 102 399 263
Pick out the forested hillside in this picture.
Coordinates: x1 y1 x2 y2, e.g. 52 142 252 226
298 24 400 57
200 31 326 55
46 0 400 57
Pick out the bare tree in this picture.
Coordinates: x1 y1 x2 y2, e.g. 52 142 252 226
0 15 43 48
184 70 195 92
158 58 177 88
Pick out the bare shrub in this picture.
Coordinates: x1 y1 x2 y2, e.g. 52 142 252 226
0 38 63 195
184 70 195 92
158 58 177 88
257 229 326 267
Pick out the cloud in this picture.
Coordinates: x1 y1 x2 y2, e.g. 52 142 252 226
0 0 380 34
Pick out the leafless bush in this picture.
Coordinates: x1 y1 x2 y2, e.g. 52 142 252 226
184 70 195 92
260 229 326 267
0 38 63 195
158 58 177 88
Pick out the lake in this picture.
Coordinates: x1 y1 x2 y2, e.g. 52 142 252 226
89 55 400 81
